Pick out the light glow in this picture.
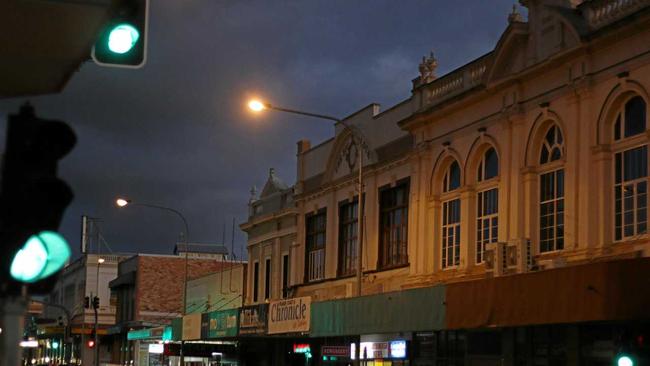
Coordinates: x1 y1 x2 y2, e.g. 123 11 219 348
116 198 130 207
248 100 265 112
108 24 140 54
618 355 634 366
11 231 70 283
20 340 39 348
98 258 105 264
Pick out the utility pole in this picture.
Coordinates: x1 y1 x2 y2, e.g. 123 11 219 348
93 293 99 366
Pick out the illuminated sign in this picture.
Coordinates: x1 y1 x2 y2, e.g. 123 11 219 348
390 340 407 358
20 340 39 348
293 343 311 353
148 344 164 354
351 340 407 360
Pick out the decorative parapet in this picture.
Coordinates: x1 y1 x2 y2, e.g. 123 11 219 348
582 0 650 29
415 54 491 112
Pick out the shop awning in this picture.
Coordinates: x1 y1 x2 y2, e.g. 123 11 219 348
445 257 650 330
310 286 445 337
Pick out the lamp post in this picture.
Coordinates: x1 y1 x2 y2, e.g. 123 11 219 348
94 257 104 366
115 198 190 365
248 99 365 298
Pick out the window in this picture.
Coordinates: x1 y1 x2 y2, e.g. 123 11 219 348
478 147 498 182
539 125 565 253
614 96 646 140
615 146 648 240
442 198 461 268
476 148 499 264
379 180 410 269
613 97 648 241
338 199 358 276
443 161 461 192
305 210 326 282
441 161 461 268
281 254 289 298
264 258 271 300
476 188 498 263
253 262 259 303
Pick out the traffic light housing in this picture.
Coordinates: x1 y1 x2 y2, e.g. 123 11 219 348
92 296 99 309
84 296 90 309
87 339 95 349
0 104 76 295
92 0 149 68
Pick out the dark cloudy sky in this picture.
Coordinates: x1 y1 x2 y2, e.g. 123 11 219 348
0 1 521 259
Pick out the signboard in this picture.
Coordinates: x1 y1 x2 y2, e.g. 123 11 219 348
208 308 239 338
148 344 164 354
239 304 268 335
268 296 311 334
322 346 350 358
182 313 202 340
351 341 408 360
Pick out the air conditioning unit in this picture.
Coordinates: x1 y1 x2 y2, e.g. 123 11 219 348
484 243 497 271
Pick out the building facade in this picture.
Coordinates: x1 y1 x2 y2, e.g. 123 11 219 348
108 253 229 366
276 1 650 365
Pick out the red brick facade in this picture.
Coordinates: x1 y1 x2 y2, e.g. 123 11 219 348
135 256 227 323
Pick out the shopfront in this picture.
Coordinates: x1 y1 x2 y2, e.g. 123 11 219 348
268 297 313 366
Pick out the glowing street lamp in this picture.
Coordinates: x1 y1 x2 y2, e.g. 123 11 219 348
245 98 366 300
248 100 266 112
116 198 130 207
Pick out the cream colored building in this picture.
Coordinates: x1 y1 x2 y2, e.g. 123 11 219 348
241 168 297 305
291 0 650 301
283 1 650 364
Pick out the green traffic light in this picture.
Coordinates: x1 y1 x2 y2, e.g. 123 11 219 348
51 341 59 350
108 23 140 54
10 231 70 283
617 355 634 366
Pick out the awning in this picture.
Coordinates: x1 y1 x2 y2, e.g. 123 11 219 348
310 286 445 337
445 257 650 330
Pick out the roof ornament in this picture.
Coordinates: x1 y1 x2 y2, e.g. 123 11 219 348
419 51 438 84
249 185 257 203
508 3 524 23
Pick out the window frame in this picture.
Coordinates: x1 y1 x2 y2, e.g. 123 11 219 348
337 197 359 277
378 178 410 270
264 257 271 301
474 147 499 265
304 208 327 282
611 96 649 242
537 124 566 254
252 261 259 303
281 253 289 298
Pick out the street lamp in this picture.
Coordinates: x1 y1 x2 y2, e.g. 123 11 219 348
247 99 366 298
115 197 191 364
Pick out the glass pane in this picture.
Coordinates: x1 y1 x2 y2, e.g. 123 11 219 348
624 96 646 138
616 152 622 184
484 148 499 180
449 161 460 191
540 146 549 165
615 114 621 141
551 147 562 161
546 126 555 145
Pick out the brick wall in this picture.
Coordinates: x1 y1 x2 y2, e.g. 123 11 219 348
136 256 228 322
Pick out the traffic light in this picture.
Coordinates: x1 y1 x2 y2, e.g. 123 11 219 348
87 339 95 349
92 296 99 309
616 354 635 366
92 0 149 68
84 296 90 309
0 104 76 295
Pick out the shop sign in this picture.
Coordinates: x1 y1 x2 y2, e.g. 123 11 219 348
239 304 268 335
322 346 350 358
293 343 311 353
127 328 151 340
268 296 311 334
182 313 202 340
208 308 239 338
351 340 408 360
148 344 164 354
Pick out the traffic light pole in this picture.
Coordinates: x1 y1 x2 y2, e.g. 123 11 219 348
93 293 99 366
0 295 26 366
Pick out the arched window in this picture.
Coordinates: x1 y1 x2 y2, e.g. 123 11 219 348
539 124 565 253
478 147 499 182
613 96 648 240
476 147 499 263
442 160 461 268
